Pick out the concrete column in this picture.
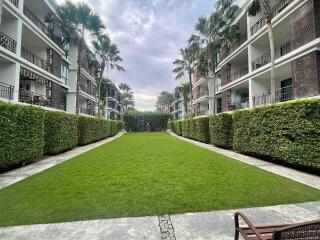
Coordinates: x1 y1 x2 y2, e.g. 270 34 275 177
18 0 24 12
248 78 253 108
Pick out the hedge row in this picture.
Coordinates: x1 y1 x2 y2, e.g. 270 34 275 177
0 101 122 172
169 99 320 173
123 110 170 132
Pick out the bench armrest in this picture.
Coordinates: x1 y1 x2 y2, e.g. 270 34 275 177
234 212 266 240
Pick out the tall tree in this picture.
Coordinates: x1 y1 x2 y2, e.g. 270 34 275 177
52 1 105 115
156 91 174 112
180 82 191 116
99 78 112 117
248 0 275 103
173 47 195 116
92 35 124 117
118 83 135 111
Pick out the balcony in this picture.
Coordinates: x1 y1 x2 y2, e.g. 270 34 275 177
9 0 19 7
0 82 14 100
225 34 247 57
228 97 250 111
19 89 52 107
0 32 17 53
252 85 293 107
250 0 292 36
195 110 208 117
80 107 95 116
227 65 249 83
21 47 52 72
251 40 291 71
80 85 96 97
195 88 209 100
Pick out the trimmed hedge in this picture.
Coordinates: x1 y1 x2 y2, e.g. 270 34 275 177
174 121 182 136
0 101 44 171
78 116 113 145
195 117 210 143
44 111 79 155
118 121 125 131
123 110 170 132
233 99 320 172
209 113 233 149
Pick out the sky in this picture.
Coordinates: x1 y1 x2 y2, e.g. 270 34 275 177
56 0 215 111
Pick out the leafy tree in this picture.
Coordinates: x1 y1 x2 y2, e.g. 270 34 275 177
156 91 174 112
248 0 276 103
118 83 135 111
92 35 124 116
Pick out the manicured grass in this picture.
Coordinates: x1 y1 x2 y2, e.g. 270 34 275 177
0 133 320 227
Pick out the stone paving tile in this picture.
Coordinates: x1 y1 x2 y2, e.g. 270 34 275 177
0 216 160 240
0 132 125 190
167 131 320 190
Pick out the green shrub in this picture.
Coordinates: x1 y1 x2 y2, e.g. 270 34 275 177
117 121 125 131
78 116 113 145
123 110 170 132
185 120 192 138
167 120 175 131
174 121 182 136
44 111 78 155
181 120 187 137
0 101 44 171
111 120 119 136
233 99 320 172
209 114 233 149
189 119 197 140
195 117 210 143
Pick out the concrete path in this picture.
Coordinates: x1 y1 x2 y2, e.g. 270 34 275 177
167 131 320 190
0 201 319 240
0 131 125 190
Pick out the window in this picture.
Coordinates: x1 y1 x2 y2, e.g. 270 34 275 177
215 50 221 66
61 62 69 85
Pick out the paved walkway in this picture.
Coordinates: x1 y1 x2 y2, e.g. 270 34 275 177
0 131 125 190
0 201 319 239
167 131 320 190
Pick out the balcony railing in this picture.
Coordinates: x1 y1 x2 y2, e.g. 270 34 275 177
227 65 249 83
0 31 17 53
228 97 250 111
23 5 51 37
9 0 19 7
195 89 209 100
19 89 52 106
21 47 52 72
251 40 291 71
195 110 208 117
80 107 95 116
226 34 247 57
80 85 96 97
250 0 292 35
252 85 293 107
0 82 14 100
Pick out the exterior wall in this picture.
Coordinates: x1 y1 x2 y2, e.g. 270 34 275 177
292 51 320 98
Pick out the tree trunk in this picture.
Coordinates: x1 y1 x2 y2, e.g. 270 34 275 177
97 66 104 118
76 27 85 115
267 21 276 103
188 72 193 117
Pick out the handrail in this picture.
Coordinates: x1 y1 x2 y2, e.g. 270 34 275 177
0 82 14 100
226 34 247 57
252 85 293 106
21 47 52 72
23 5 51 38
19 89 52 106
227 65 249 83
9 0 19 7
0 31 17 53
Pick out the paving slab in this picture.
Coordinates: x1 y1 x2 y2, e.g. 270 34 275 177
0 216 160 240
167 131 320 190
0 132 125 190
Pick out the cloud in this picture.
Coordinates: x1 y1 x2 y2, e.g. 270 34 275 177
56 0 214 110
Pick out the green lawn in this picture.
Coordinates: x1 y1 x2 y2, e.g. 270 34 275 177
1 133 320 227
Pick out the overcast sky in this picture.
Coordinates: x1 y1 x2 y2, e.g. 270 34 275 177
56 0 215 110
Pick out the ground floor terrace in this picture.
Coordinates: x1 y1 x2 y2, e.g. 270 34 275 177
0 132 319 239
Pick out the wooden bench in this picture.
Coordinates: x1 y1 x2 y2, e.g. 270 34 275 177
234 212 320 240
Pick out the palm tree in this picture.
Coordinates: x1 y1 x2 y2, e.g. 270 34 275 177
248 0 275 103
53 1 105 115
180 82 191 115
92 35 125 116
118 83 135 111
173 47 195 115
156 91 174 112
99 78 112 117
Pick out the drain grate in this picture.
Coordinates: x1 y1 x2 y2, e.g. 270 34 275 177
158 215 176 240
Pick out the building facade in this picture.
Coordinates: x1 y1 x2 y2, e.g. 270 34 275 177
0 0 97 116
106 84 122 120
193 0 320 116
170 86 187 120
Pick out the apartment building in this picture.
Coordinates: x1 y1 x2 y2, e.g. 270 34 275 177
193 0 320 116
0 0 97 116
170 86 185 120
106 84 122 120
67 42 97 116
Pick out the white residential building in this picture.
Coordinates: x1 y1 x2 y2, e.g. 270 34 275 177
170 86 187 120
0 0 97 116
193 0 320 116
106 84 122 120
